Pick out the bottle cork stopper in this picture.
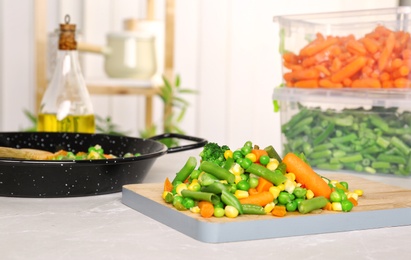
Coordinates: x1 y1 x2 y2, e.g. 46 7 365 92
59 15 77 50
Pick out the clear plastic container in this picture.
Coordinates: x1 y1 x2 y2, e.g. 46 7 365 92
273 87 411 176
273 7 411 89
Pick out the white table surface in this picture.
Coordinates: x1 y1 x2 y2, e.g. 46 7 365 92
1 148 411 260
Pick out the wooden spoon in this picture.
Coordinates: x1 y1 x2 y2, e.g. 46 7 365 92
0 146 57 160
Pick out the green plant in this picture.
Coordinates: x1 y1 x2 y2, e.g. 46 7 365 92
140 74 197 147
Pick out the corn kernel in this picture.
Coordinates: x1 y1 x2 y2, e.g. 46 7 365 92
234 190 249 199
264 202 275 213
175 183 188 196
245 153 257 163
284 173 296 181
276 183 285 191
225 205 239 218
332 202 342 211
306 189 314 199
347 192 359 201
234 175 242 184
354 189 364 196
224 150 233 159
284 179 296 194
162 191 168 200
329 180 339 187
230 163 244 175
266 160 279 171
269 186 281 199
188 182 201 191
190 206 200 214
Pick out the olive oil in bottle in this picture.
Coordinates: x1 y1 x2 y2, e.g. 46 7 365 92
38 15 95 133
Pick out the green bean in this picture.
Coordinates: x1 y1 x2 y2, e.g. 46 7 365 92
371 161 391 169
376 154 407 165
242 204 266 215
309 149 332 159
263 145 282 162
172 156 197 185
312 142 334 152
316 163 343 171
198 172 218 186
391 136 410 155
330 133 357 144
338 153 363 163
200 182 227 194
298 196 329 214
221 190 243 214
181 190 220 205
200 161 235 184
246 163 287 186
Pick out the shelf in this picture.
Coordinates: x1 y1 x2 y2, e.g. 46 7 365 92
86 78 161 129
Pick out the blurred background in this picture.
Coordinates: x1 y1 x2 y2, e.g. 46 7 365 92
0 0 401 149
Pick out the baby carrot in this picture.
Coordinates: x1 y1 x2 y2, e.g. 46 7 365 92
282 52 299 64
256 177 273 193
288 68 320 82
347 40 367 56
319 79 343 88
348 197 358 207
282 153 332 199
163 177 173 192
315 64 331 76
198 201 215 218
351 78 381 88
378 32 395 72
299 36 338 57
248 188 258 196
251 149 268 163
271 205 287 217
239 191 274 207
362 37 380 54
294 79 319 88
331 56 367 83
394 78 411 88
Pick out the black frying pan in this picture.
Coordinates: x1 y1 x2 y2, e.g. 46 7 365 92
0 132 207 198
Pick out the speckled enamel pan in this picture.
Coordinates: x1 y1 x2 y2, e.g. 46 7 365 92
0 132 206 198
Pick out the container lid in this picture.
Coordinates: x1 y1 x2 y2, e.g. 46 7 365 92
272 87 411 108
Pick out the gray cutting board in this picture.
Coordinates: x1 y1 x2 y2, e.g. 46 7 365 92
122 173 411 243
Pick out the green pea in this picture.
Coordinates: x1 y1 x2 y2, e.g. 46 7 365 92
330 190 342 202
341 199 354 212
214 207 225 217
278 191 292 205
259 155 270 165
214 201 225 209
240 173 249 181
241 146 252 156
244 141 253 148
190 170 201 180
233 150 243 161
241 158 252 170
293 187 307 199
237 180 250 191
182 197 195 209
339 181 349 190
286 200 298 212
248 177 259 189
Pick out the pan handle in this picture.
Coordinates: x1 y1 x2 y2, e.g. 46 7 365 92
149 133 207 154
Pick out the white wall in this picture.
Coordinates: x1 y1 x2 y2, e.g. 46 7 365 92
0 0 400 150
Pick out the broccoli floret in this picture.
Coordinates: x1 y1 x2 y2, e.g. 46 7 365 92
199 142 230 166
